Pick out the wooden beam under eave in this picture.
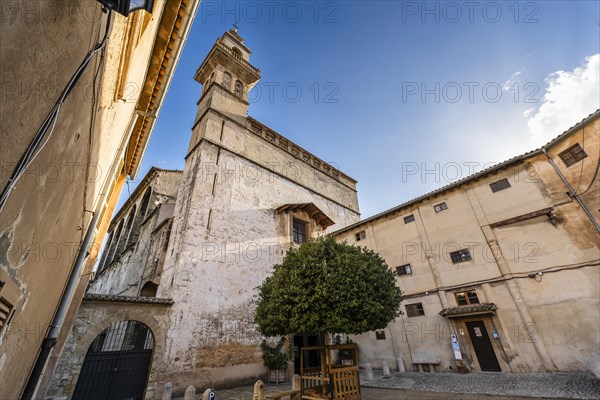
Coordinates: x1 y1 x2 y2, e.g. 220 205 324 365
489 207 554 228
125 0 190 177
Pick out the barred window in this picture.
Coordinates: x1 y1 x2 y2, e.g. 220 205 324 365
450 249 472 264
293 218 308 245
396 264 412 276
558 143 588 167
490 178 511 193
404 214 415 224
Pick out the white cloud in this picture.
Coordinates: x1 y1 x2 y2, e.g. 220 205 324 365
526 54 600 146
502 69 523 90
523 107 535 118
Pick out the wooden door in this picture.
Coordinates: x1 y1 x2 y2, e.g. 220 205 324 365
466 321 501 371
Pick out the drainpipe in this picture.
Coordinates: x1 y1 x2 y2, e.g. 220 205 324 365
542 148 600 234
20 116 135 400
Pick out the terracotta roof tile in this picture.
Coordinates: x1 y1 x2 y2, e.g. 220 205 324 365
83 293 174 305
439 303 497 317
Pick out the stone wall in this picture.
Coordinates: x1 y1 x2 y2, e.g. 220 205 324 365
45 297 173 400
157 127 360 394
89 169 182 296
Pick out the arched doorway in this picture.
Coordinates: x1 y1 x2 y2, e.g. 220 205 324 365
72 320 154 400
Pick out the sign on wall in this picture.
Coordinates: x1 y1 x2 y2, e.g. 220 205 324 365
450 334 462 360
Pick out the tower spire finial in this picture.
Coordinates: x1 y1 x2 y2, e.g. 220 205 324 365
232 21 238 32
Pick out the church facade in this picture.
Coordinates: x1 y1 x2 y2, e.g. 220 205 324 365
45 29 360 399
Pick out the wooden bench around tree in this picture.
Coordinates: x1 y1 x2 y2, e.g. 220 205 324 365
254 375 301 400
266 388 301 400
300 344 361 400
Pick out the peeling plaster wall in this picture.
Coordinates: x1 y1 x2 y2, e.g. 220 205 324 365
156 115 360 394
0 1 181 397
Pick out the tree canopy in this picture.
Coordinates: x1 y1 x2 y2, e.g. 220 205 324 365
254 236 403 336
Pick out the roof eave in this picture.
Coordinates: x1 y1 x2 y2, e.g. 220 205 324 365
333 109 600 236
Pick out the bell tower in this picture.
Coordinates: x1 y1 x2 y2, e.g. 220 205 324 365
193 28 260 124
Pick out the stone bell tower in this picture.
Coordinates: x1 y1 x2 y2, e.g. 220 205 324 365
193 28 260 125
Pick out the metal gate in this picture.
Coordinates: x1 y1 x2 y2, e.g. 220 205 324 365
73 320 154 400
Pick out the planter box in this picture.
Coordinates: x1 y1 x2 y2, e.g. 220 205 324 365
268 368 287 383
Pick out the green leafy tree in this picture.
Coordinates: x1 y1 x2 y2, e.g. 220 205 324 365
254 236 403 336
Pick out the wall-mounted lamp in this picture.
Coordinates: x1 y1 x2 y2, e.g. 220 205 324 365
97 0 154 16
528 272 543 282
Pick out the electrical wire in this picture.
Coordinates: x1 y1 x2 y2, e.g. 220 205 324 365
81 11 106 244
0 10 113 213
401 259 600 300
575 127 600 196
574 125 586 194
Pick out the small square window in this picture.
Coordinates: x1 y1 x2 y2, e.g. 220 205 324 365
404 214 415 224
490 178 511 193
405 303 425 317
293 219 307 245
434 202 447 213
396 264 412 276
355 230 366 241
455 290 480 305
375 330 386 340
450 249 472 264
558 143 588 167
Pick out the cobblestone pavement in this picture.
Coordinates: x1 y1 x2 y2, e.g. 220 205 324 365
362 371 600 399
175 371 599 400
186 386 572 400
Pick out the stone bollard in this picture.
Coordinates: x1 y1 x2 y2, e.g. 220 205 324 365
202 388 215 400
162 382 173 400
382 361 390 376
397 356 406 373
292 374 301 400
183 385 196 400
253 379 265 400
365 363 374 381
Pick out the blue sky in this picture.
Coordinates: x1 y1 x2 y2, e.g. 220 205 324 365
126 0 600 219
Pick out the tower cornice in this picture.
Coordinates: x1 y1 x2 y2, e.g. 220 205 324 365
194 38 260 84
